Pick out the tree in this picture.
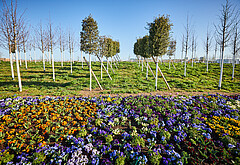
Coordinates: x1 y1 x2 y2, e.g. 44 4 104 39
80 14 99 91
181 34 184 63
140 35 151 79
0 0 25 92
231 15 240 80
47 16 56 81
191 33 195 67
58 25 63 67
183 15 191 77
105 37 113 72
148 15 172 90
204 25 212 72
167 40 176 69
36 21 46 72
215 0 237 90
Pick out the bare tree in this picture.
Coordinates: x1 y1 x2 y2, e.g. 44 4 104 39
231 15 240 80
204 25 212 72
36 21 46 72
58 25 63 67
0 0 26 91
47 16 56 81
215 0 237 90
184 15 191 77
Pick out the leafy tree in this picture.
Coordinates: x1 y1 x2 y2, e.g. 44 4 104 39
80 14 99 91
99 35 108 80
148 15 172 90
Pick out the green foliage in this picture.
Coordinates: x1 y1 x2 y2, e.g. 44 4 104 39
32 152 46 165
76 127 87 137
149 15 172 57
80 14 99 55
105 135 113 143
149 151 162 165
131 135 145 147
220 135 237 146
95 118 103 126
115 156 126 165
0 150 14 164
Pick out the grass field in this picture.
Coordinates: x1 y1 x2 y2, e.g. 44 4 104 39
0 60 239 98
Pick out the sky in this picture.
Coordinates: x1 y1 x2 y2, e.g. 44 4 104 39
0 0 240 61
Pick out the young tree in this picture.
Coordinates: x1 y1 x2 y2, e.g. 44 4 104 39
148 15 172 90
183 15 191 77
80 14 99 91
36 21 46 72
215 0 237 90
0 0 25 91
47 17 56 81
58 25 64 67
231 17 240 80
140 35 152 79
181 34 185 64
99 35 108 80
204 25 212 72
191 33 195 67
167 40 176 69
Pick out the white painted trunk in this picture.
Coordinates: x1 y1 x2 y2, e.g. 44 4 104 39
63 51 65 64
155 57 158 90
206 52 209 72
42 52 45 72
81 51 83 69
146 61 148 80
15 51 22 92
61 51 63 67
232 54 235 80
10 52 15 80
24 52 27 70
52 52 55 81
70 52 72 74
101 57 103 80
184 52 187 77
138 57 140 67
218 49 224 90
89 54 92 91
141 58 143 72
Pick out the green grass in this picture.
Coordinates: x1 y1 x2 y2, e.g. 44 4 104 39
0 60 239 97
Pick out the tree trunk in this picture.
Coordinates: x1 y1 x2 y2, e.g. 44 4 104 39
15 51 22 92
89 54 92 91
141 57 143 72
184 52 187 77
29 51 32 62
70 52 72 74
206 51 209 72
146 61 148 80
52 52 55 81
73 51 74 64
232 54 235 80
218 47 224 90
101 56 103 80
155 57 158 90
10 52 15 80
24 52 27 69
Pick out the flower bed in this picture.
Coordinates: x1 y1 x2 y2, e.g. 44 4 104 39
0 94 240 164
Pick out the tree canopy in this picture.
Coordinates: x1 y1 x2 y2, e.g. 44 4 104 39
80 14 99 55
148 15 172 57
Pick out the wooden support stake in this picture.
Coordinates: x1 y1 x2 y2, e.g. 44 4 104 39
172 60 176 70
152 56 171 90
96 55 112 80
83 57 103 90
107 60 115 74
144 58 155 79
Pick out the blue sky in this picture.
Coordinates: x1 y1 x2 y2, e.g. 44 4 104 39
0 0 239 61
